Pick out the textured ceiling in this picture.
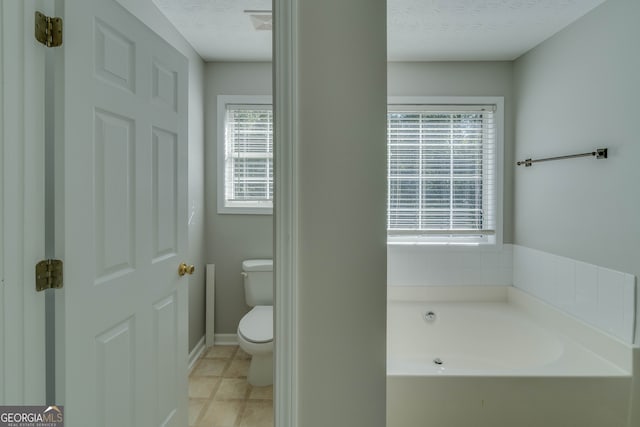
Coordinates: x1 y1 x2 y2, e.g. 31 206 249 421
388 0 607 61
153 0 273 61
154 0 607 62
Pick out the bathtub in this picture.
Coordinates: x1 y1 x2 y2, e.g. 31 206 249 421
387 286 634 427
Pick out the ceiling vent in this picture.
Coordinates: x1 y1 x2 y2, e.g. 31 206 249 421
245 10 272 31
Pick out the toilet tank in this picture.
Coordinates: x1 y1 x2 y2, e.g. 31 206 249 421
242 259 273 306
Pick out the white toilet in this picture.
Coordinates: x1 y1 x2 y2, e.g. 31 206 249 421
238 259 273 386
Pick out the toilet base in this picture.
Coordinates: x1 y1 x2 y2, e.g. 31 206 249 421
247 352 273 386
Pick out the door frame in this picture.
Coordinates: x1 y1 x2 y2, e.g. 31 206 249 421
273 0 298 426
0 0 48 405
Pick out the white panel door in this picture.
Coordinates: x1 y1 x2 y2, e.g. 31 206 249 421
53 0 188 425
1 0 48 404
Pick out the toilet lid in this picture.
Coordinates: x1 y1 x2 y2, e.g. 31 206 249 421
238 306 273 343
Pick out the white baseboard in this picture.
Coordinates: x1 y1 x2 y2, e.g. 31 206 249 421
188 336 206 373
214 333 238 346
206 264 215 347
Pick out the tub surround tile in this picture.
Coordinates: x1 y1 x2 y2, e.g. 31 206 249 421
554 258 575 308
388 244 513 287
513 245 636 345
480 251 503 269
537 251 556 303
444 252 482 270
573 261 599 321
513 245 535 294
480 263 512 287
598 267 626 338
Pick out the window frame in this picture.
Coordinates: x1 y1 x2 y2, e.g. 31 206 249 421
217 95 274 215
387 96 504 246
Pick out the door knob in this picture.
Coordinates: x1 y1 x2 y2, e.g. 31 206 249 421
178 263 195 276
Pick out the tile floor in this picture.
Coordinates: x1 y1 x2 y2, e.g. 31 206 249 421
189 345 273 427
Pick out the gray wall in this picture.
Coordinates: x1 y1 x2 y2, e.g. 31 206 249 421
204 62 273 334
388 62 515 243
513 0 640 342
513 1 640 424
295 0 387 425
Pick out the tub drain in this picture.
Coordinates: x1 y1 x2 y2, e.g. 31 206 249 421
433 358 444 366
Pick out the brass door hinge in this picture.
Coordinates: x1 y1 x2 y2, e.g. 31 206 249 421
36 259 63 292
35 11 63 47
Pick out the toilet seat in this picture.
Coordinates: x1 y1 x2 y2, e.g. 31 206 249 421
238 305 273 343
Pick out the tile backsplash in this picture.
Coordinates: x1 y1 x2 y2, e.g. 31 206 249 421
387 244 513 287
513 245 636 344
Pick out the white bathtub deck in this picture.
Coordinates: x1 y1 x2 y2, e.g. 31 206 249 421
387 286 633 377
387 286 635 427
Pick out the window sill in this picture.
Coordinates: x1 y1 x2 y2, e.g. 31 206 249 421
387 241 492 246
387 241 505 254
218 207 273 215
387 236 501 248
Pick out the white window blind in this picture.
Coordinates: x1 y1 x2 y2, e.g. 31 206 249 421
387 104 497 241
224 104 273 210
